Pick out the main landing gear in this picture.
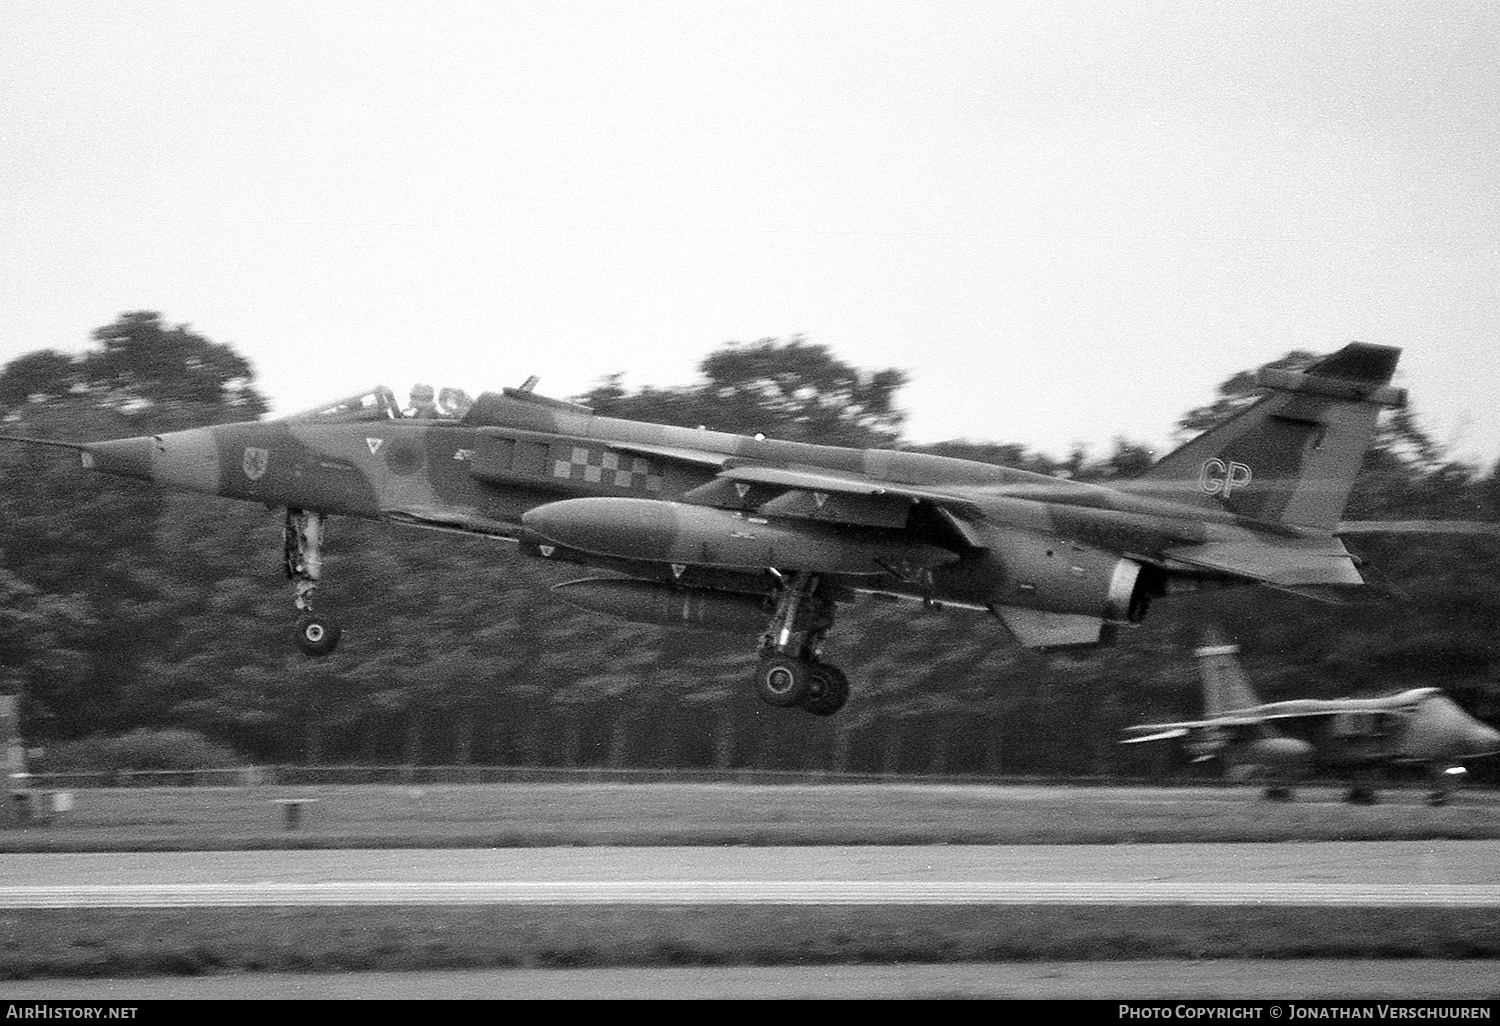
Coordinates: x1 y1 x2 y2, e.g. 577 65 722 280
284 508 341 657
753 572 850 716
1344 769 1380 805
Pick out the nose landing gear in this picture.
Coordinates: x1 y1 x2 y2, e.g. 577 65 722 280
284 508 341 657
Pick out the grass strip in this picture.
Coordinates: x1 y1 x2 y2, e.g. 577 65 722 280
2 782 1498 851
2 905 1497 979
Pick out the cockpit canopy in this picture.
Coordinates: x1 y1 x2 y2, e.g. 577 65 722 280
282 378 598 427
283 384 476 423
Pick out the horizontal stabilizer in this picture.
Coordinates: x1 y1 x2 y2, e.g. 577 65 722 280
1162 538 1364 588
1266 582 1385 605
990 606 1117 649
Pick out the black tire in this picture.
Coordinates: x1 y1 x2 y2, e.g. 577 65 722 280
1345 786 1379 806
1262 785 1295 803
755 655 808 707
800 663 850 716
295 615 342 657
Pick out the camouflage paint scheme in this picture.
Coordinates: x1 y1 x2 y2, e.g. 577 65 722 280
1123 630 1500 804
2 342 1436 714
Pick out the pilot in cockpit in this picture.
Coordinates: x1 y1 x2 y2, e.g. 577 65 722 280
405 383 439 419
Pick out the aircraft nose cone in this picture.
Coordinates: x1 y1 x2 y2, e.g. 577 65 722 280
1470 720 1500 756
80 436 156 482
1410 695 1500 760
79 429 222 494
150 427 222 493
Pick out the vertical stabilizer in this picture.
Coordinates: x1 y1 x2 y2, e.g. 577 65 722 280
1140 343 1405 531
1195 625 1261 717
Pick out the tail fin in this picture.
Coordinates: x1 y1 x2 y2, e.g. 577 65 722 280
1140 342 1405 531
1196 625 1261 717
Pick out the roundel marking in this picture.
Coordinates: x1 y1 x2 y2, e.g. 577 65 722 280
384 441 424 476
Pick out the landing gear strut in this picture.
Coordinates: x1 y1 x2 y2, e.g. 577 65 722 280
284 508 341 657
752 573 849 715
1426 766 1463 807
1344 770 1380 805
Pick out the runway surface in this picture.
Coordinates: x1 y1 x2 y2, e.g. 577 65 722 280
3 960 1498 1000
3 840 1498 998
1 840 1496 908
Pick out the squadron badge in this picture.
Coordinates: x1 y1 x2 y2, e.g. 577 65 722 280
242 446 269 481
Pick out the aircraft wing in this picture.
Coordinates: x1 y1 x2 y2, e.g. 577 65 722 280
600 440 734 469
1243 704 1418 724
1124 696 1425 744
1120 725 1195 744
1121 713 1295 742
715 464 985 516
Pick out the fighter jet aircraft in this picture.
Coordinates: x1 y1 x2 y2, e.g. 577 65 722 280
1122 628 1500 804
0 342 1427 716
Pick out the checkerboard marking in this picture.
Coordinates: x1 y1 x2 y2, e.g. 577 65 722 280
553 446 663 491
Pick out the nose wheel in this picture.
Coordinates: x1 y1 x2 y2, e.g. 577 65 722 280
295 614 342 656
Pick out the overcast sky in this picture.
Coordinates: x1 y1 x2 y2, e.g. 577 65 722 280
3 1 1497 464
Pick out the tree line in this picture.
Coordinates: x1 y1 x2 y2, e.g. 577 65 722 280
2 312 1497 780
